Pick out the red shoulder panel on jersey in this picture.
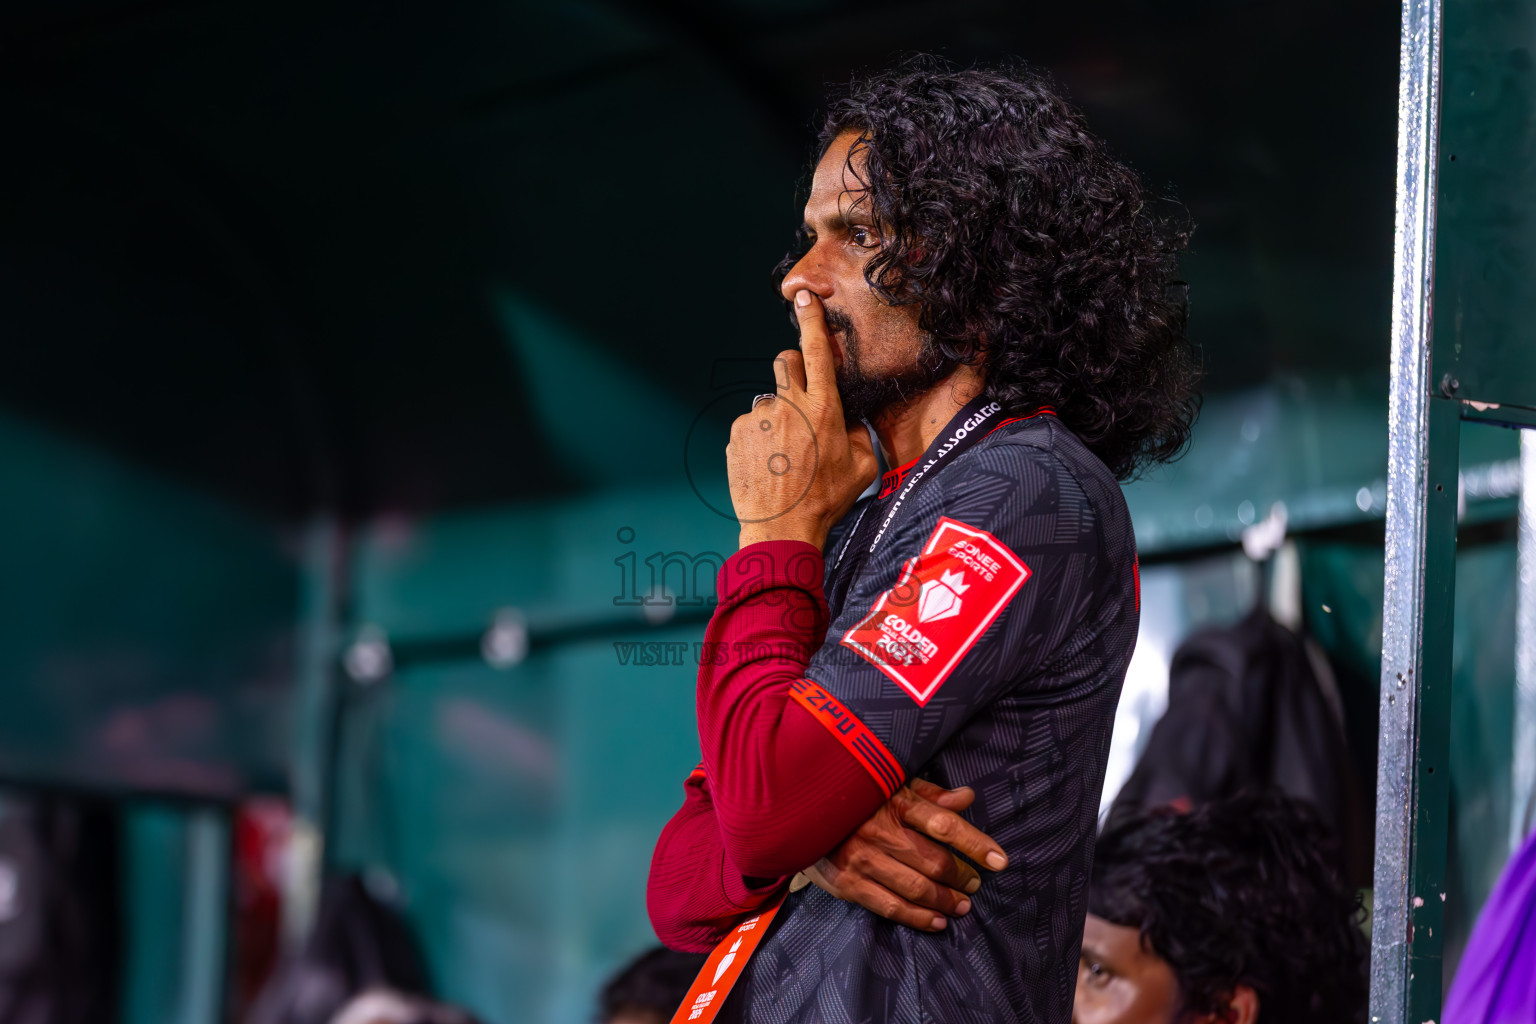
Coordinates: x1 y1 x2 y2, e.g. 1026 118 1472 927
984 406 1056 436
841 516 1030 706
787 679 904 798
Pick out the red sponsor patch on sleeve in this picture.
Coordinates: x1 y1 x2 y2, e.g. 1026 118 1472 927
840 516 1030 705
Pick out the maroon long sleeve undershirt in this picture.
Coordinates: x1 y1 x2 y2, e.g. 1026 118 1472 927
645 767 786 953
646 540 890 949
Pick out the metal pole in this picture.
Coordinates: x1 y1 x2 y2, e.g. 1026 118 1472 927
1373 0 1445 1020
1515 431 1536 851
180 807 232 1024
287 515 344 947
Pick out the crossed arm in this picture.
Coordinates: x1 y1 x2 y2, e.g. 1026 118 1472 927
648 767 1005 952
645 529 1012 951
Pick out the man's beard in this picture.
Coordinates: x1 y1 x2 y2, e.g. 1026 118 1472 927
824 307 956 424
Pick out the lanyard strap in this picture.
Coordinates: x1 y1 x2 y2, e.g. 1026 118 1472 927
832 397 1004 573
668 891 788 1023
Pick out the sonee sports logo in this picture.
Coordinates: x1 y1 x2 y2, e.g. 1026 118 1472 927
917 568 969 623
841 517 1029 705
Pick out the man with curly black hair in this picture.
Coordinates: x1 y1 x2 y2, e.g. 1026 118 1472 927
648 58 1199 1024
1078 792 1369 1024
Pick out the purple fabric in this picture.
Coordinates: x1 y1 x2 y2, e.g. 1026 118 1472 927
1445 828 1536 1024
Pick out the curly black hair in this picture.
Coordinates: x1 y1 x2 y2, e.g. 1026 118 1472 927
1089 792 1369 1024
773 57 1199 480
596 946 706 1023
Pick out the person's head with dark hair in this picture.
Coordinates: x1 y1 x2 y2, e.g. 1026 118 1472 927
773 57 1199 480
596 946 706 1024
1076 792 1368 1024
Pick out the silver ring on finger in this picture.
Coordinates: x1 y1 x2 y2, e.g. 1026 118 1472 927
752 392 778 408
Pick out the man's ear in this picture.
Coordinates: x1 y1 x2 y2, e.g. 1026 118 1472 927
1222 984 1260 1024
1195 986 1261 1024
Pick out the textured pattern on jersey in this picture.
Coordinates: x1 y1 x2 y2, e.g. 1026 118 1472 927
732 415 1139 1024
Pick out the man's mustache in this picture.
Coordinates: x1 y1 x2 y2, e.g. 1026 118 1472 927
789 304 854 340
822 307 855 336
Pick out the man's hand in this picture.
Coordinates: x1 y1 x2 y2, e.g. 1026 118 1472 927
728 290 877 550
804 778 1008 932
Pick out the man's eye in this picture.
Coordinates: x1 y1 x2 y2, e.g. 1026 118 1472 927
849 226 880 249
1079 958 1113 989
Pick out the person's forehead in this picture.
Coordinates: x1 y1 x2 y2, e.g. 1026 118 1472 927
805 129 870 221
1083 914 1155 966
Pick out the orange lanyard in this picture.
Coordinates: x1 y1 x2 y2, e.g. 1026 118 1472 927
668 891 788 1023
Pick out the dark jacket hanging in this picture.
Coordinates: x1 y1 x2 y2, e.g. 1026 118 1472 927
1107 607 1371 883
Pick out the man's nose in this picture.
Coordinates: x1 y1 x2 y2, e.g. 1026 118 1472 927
779 251 831 304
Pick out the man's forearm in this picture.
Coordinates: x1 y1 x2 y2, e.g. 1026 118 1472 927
695 541 893 878
647 770 786 951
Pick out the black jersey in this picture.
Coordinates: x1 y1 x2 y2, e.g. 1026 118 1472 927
728 408 1139 1024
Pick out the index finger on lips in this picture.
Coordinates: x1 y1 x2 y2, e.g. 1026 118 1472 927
792 290 837 400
